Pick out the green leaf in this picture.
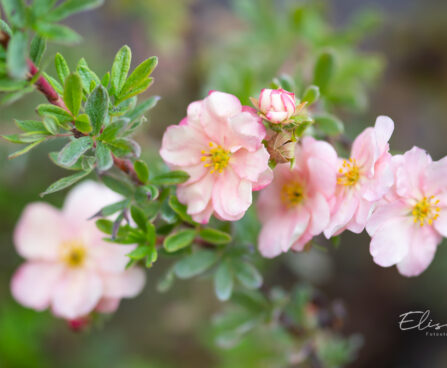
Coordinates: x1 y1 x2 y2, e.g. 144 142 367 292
117 77 153 104
101 72 110 87
105 138 139 157
233 261 263 290
163 229 196 253
8 139 46 159
33 0 57 16
55 53 70 84
95 141 113 171
30 35 47 65
85 85 109 135
302 85 320 105
214 261 234 301
37 104 73 123
126 96 160 122
42 115 59 135
96 218 113 234
46 0 104 22
99 118 128 142
102 175 133 196
0 78 28 91
64 73 82 116
199 228 232 245
134 160 149 184
74 114 92 134
157 269 175 293
130 205 148 232
118 56 157 101
111 45 131 96
145 244 158 268
0 19 12 36
313 51 335 93
58 136 93 167
7 32 28 80
314 113 344 135
77 62 101 93
15 120 45 132
43 72 63 95
1 0 26 28
168 195 194 224
151 170 189 185
99 199 129 217
40 169 92 196
35 23 81 44
174 250 219 279
127 245 151 260
49 151 83 170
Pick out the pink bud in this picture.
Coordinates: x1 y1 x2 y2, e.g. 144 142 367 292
258 88 296 124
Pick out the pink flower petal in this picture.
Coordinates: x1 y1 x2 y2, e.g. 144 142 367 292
231 146 270 183
366 201 408 236
305 192 330 235
227 111 265 152
102 267 146 299
212 168 252 221
177 173 215 217
374 116 394 154
434 208 447 237
95 298 120 314
397 225 441 277
14 203 67 261
51 269 103 320
324 193 359 238
253 168 274 191
11 261 63 311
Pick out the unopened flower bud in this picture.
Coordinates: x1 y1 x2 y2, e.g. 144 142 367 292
266 131 296 164
258 88 296 124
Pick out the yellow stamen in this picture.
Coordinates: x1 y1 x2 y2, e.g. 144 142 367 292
60 241 87 268
201 142 231 174
281 182 305 207
337 158 361 187
412 196 440 227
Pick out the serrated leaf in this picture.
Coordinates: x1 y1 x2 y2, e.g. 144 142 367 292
233 261 262 290
55 53 70 83
64 73 82 116
95 141 113 171
40 169 92 196
46 0 104 22
58 136 93 167
214 261 234 301
30 35 46 65
174 250 219 279
85 85 109 135
134 160 149 183
37 104 73 123
199 228 232 245
151 170 189 185
163 229 196 253
111 45 131 96
7 32 28 80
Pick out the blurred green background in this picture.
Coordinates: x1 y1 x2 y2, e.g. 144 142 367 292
1 0 447 367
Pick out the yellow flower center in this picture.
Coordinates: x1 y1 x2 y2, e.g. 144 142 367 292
60 241 87 268
412 196 440 227
201 142 231 174
337 158 360 187
281 182 305 207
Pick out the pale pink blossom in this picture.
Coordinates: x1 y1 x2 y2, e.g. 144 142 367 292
324 116 394 238
160 91 273 223
258 88 296 124
257 137 338 257
11 181 146 320
366 147 447 276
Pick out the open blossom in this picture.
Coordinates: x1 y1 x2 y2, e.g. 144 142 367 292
11 181 146 320
366 147 447 276
324 116 394 238
258 137 338 258
160 91 272 223
258 88 296 124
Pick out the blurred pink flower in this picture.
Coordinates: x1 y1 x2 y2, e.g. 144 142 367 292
11 181 145 320
324 116 394 238
366 147 447 276
257 137 338 257
160 91 272 223
258 88 296 124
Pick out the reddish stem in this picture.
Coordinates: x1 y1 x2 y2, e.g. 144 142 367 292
1 30 143 186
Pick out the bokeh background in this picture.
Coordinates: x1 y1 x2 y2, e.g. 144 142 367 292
1 0 447 367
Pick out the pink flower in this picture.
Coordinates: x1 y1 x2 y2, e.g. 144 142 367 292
324 116 395 238
160 91 273 223
11 181 146 320
258 88 296 124
257 137 338 257
366 147 447 276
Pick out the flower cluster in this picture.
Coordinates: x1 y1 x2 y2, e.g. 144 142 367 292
161 89 447 277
